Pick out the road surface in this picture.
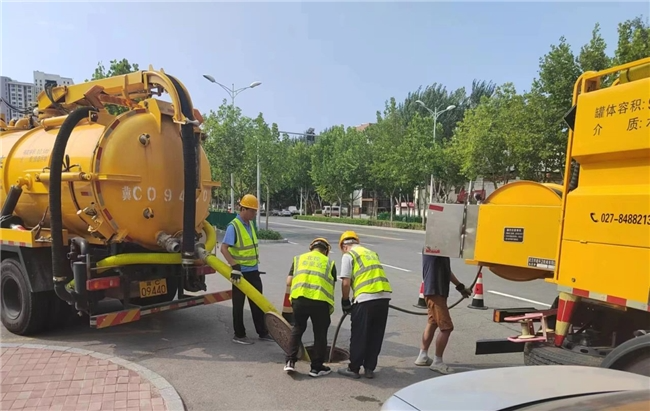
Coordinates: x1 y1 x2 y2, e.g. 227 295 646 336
1 217 559 410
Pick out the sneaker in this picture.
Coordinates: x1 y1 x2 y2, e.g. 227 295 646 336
414 356 433 366
284 360 296 372
309 365 332 378
429 362 454 375
259 334 274 342
364 369 374 379
337 367 360 379
232 336 254 345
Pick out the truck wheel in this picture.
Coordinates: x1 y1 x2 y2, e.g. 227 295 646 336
619 351 650 377
1 258 48 335
524 343 603 367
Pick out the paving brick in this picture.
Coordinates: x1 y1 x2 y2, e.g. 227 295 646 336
0 348 174 411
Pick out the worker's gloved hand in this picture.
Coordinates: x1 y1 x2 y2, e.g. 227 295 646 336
341 298 352 314
456 283 472 298
230 264 242 284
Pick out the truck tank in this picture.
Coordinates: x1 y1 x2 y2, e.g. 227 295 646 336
0 67 258 337
0 110 212 250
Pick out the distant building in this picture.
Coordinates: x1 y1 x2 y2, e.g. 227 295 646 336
355 123 373 132
0 77 37 121
1 71 74 121
33 71 74 93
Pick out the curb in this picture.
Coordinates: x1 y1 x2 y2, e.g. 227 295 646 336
290 218 426 235
259 238 289 244
215 227 289 243
0 342 185 411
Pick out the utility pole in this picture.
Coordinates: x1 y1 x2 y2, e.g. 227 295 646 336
415 100 456 205
203 75 262 223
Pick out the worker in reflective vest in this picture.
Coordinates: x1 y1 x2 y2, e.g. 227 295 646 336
220 194 273 345
283 238 337 377
337 230 392 380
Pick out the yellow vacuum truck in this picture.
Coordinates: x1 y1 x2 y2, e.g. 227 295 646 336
0 67 278 335
424 57 650 376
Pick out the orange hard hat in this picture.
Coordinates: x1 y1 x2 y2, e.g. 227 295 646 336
239 194 259 210
339 230 359 250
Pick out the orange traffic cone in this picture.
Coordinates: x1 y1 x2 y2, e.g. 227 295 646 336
468 271 488 310
282 285 294 325
413 281 427 309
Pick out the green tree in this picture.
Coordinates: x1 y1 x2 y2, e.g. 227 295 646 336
202 100 254 204
287 140 316 213
451 83 545 186
367 98 408 220
528 36 582 178
614 15 650 65
88 58 141 115
310 125 367 215
577 23 611 73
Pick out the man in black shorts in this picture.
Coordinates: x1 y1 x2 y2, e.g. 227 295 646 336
414 252 471 374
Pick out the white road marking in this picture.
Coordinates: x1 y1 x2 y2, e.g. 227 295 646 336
383 264 412 272
269 221 404 241
487 290 552 307
288 241 299 245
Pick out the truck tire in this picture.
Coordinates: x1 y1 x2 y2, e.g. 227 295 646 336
524 342 603 367
1 258 49 335
621 351 650 376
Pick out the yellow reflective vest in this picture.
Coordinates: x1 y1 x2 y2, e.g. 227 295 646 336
227 217 259 267
290 250 335 312
348 245 392 299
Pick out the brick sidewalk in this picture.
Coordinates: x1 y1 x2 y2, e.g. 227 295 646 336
0 345 183 411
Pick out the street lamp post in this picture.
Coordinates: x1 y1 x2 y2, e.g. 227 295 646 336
415 100 456 205
203 75 262 226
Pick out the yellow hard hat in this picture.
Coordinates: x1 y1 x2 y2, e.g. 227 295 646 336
239 194 259 210
339 230 359 250
309 237 331 255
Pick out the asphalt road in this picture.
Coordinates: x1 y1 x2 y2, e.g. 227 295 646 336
1 217 560 411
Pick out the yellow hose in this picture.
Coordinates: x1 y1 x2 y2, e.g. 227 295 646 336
93 220 277 314
202 253 278 315
96 220 217 268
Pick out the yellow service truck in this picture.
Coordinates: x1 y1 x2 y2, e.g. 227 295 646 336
425 57 650 376
0 67 277 335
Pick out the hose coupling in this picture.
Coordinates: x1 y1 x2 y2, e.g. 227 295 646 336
156 231 181 253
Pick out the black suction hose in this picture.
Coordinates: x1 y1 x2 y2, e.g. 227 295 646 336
328 267 483 362
50 107 98 305
167 75 198 264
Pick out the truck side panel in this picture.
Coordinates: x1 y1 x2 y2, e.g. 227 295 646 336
556 68 650 308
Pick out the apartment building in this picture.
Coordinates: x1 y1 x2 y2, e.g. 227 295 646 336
0 71 74 121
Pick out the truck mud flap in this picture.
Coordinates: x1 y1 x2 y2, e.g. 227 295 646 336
90 289 232 329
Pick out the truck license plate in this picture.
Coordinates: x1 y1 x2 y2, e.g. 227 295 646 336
139 279 167 298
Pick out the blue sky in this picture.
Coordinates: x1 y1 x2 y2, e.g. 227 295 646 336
1 1 647 134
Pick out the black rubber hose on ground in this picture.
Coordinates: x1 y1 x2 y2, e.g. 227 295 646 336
50 106 98 305
328 267 483 362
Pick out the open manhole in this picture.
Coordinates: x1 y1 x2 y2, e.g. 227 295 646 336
265 312 349 363
304 345 350 364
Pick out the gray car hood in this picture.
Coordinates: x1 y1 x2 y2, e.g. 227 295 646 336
383 365 650 411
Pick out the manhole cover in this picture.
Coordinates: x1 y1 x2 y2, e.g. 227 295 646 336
265 312 292 355
264 311 310 361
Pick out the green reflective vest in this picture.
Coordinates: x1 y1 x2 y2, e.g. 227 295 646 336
228 217 259 267
290 250 335 313
348 245 392 299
